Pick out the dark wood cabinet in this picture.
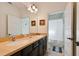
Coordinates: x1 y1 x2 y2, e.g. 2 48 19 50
12 36 47 56
30 41 39 56
22 45 32 56
11 50 22 56
38 38 44 56
43 36 47 54
29 47 39 56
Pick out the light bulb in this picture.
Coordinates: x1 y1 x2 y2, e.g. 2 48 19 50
32 5 36 9
35 8 38 12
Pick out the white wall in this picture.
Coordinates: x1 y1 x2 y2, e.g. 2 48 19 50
0 2 21 37
27 2 67 33
0 3 21 17
14 2 66 34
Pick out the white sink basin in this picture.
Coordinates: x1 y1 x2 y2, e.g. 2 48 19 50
5 38 31 46
6 40 22 46
5 39 26 46
6 41 19 46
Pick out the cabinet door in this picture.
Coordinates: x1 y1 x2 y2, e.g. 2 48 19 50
22 45 32 56
29 47 39 56
38 38 44 56
30 41 39 56
39 46 44 56
43 36 47 54
32 41 39 48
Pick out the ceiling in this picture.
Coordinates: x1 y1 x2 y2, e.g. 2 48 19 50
12 2 67 12
9 2 67 17
7 2 68 20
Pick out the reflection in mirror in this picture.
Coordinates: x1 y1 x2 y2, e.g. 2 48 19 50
7 15 22 36
0 15 30 38
22 17 30 34
0 14 6 38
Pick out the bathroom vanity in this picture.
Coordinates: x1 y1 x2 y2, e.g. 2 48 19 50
0 34 47 56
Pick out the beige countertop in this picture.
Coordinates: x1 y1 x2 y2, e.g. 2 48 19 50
0 34 47 56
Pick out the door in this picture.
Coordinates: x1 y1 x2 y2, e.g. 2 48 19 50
64 3 73 56
22 17 30 34
76 3 79 56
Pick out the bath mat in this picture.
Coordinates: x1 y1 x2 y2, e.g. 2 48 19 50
59 47 62 53
52 46 56 51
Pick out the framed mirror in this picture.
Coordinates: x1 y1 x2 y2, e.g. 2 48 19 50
31 20 36 26
39 19 45 26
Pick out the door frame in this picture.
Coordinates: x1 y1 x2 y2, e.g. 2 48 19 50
73 2 77 56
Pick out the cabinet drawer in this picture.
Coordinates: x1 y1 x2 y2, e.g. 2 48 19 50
39 38 44 44
38 46 44 56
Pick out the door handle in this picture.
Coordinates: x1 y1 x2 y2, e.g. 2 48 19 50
67 38 73 40
8 34 11 35
8 34 11 36
75 42 79 46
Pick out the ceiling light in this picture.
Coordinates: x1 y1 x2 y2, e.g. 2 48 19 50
27 3 38 13
32 4 36 9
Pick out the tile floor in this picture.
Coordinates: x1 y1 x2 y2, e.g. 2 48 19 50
45 43 64 56
45 50 64 56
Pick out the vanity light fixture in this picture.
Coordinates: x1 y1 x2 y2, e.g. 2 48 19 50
27 4 38 13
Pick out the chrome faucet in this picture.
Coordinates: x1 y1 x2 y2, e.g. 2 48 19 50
9 35 16 41
11 35 16 41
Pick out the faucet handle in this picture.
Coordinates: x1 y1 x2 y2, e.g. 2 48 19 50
11 35 16 41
